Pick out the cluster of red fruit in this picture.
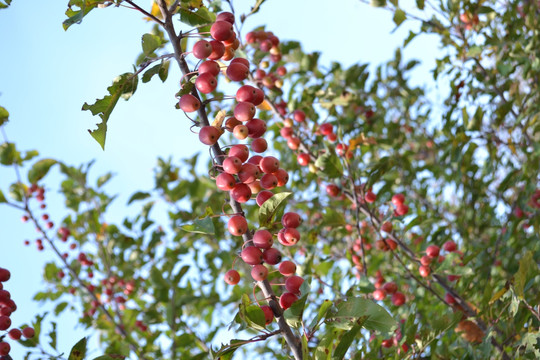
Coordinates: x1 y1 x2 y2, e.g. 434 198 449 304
372 271 406 306
0 268 35 357
180 12 306 324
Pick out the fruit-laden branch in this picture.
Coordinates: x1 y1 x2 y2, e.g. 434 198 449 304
261 88 511 360
154 1 303 359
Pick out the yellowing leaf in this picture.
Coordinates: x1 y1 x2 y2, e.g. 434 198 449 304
257 100 272 111
211 110 227 128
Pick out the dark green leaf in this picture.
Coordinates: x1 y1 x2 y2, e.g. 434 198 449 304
0 105 9 125
332 319 366 360
393 9 406 26
315 152 343 178
127 191 151 204
514 251 537 298
83 73 139 150
0 142 19 165
68 337 87 360
142 33 164 56
178 6 215 26
180 217 215 235
48 322 57 350
28 159 57 184
258 192 292 227
63 0 102 30
328 297 396 332
0 189 6 203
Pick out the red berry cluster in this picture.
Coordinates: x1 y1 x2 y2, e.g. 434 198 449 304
0 268 35 357
180 12 307 322
371 271 406 307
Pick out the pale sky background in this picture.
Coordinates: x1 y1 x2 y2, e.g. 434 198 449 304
0 0 441 357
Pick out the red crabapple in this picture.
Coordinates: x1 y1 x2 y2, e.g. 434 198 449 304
251 264 268 281
260 156 280 174
260 174 278 189
256 190 273 206
179 94 201 112
297 153 310 166
293 110 306 122
443 240 457 252
281 212 301 228
382 282 397 294
192 40 212 59
246 118 267 138
227 215 248 236
238 163 260 184
285 275 304 294
210 21 234 41
251 138 268 153
8 328 22 340
228 144 249 162
199 60 220 76
365 190 376 203
0 268 10 282
253 230 273 249
233 124 249 140
279 261 296 276
319 123 333 135
282 228 300 245
230 183 252 203
216 12 235 24
420 255 432 266
224 269 240 285
419 265 431 277
234 102 256 122
260 305 274 325
216 172 236 191
0 315 11 330
0 342 10 356
373 289 386 301
223 156 242 174
426 245 440 258
262 248 282 265
208 40 225 60
279 292 298 310
391 292 406 306
241 247 263 265
326 184 340 197
392 194 405 206
226 63 249 81
395 203 409 216
195 73 217 94
274 169 289 186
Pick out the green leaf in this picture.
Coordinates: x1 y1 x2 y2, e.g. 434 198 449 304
68 337 87 360
212 339 249 360
328 297 396 332
180 217 215 235
83 73 139 150
0 105 9 125
159 60 170 82
0 142 19 165
309 299 333 331
0 189 6 203
332 319 366 360
142 33 164 56
54 302 68 316
93 356 118 360
127 191 151 204
28 159 57 184
467 45 483 57
393 9 406 26
315 152 343 178
514 251 537 298
238 294 266 331
178 6 216 26
63 0 101 30
370 0 386 7
258 192 292 227
48 322 57 350
284 279 310 328
416 0 425 9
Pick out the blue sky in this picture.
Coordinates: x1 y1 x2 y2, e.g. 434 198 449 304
0 0 440 357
